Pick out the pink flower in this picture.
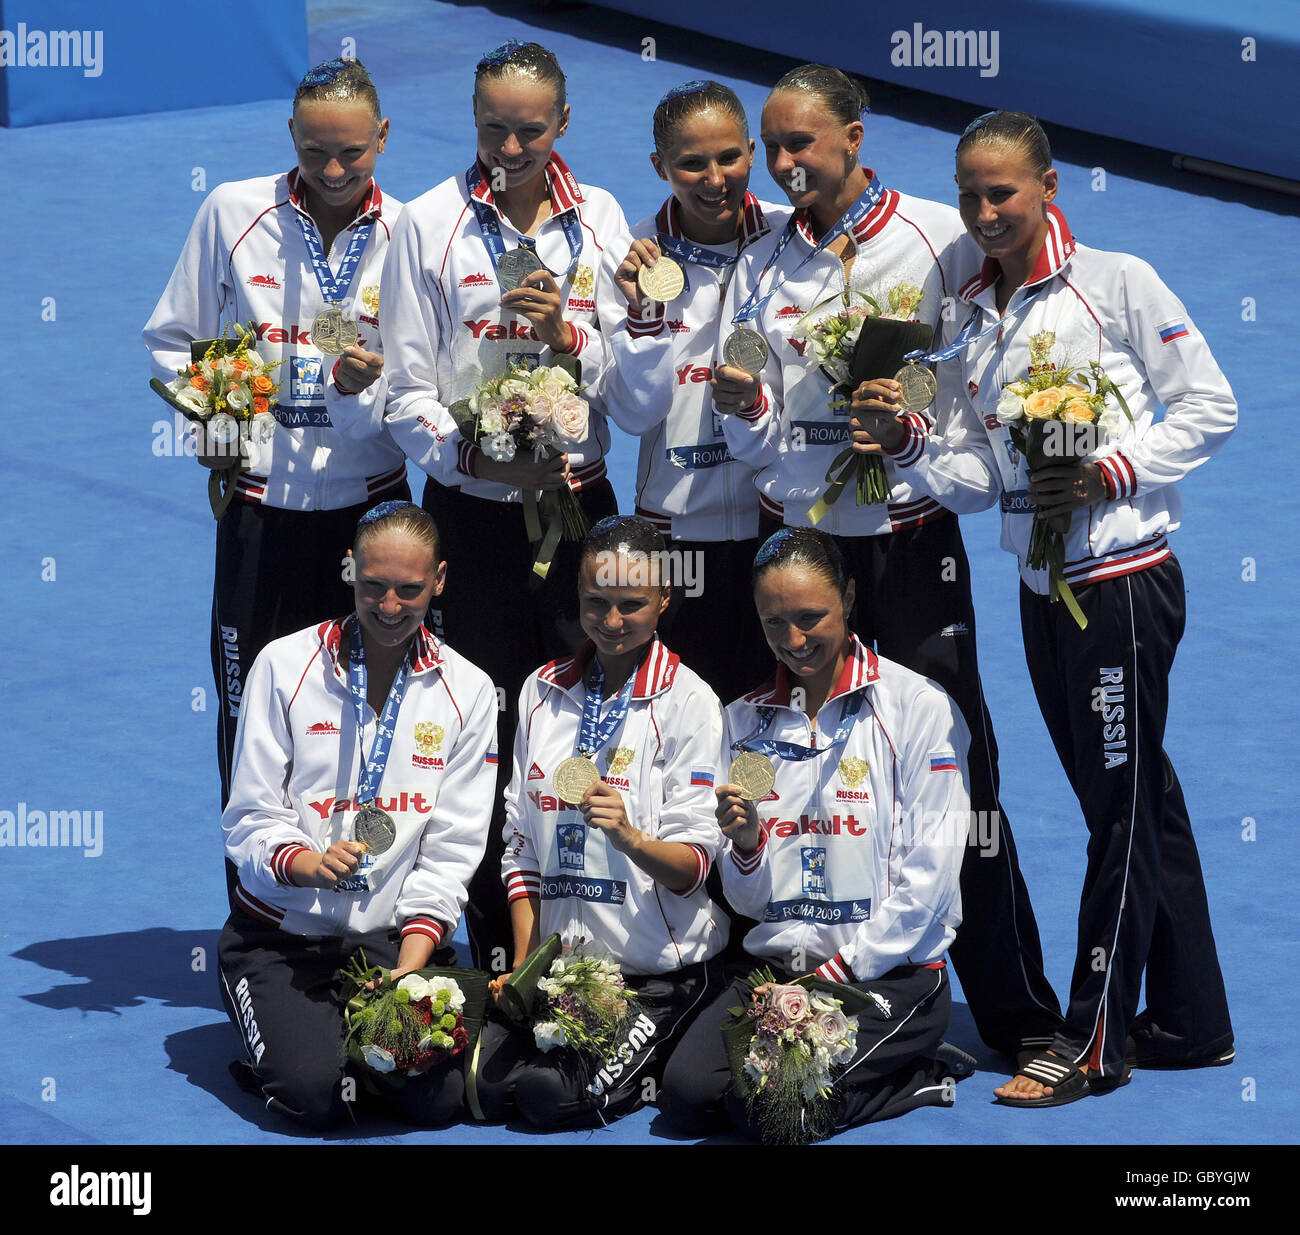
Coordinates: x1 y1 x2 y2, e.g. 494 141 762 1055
550 392 589 445
772 984 810 1023
529 394 556 426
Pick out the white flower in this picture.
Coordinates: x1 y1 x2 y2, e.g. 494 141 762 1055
483 430 517 462
416 1033 435 1053
424 976 466 1013
499 377 532 401
397 974 432 1001
549 393 588 445
245 349 267 368
1096 407 1124 441
248 413 276 446
173 383 210 418
360 1043 396 1073
534 1020 568 1052
996 389 1026 424
206 413 240 447
224 384 250 412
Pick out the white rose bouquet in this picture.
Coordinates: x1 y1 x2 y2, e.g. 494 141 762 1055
148 320 283 518
450 361 591 578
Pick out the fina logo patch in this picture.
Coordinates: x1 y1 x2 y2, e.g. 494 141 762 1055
801 847 827 897
290 355 324 401
557 822 587 871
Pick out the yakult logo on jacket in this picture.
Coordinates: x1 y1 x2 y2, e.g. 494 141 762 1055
464 319 541 341
762 813 868 837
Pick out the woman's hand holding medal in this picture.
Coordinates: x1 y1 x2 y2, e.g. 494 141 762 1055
847 378 907 453
711 364 761 417
579 780 639 854
615 236 674 311
292 839 368 889
715 783 762 854
333 343 385 395
500 268 575 353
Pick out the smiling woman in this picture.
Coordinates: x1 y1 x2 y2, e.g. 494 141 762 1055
215 500 498 1131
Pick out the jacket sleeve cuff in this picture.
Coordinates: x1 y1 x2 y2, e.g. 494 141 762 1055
735 386 768 422
399 916 444 946
1096 452 1135 500
728 826 767 874
882 412 927 466
626 302 666 338
271 842 312 886
668 843 710 898
815 951 854 984
558 324 588 356
506 870 541 904
456 438 482 479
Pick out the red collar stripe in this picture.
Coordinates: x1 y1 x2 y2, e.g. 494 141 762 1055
539 635 679 699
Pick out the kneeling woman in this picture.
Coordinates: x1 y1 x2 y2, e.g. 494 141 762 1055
659 528 972 1139
475 515 729 1128
217 502 499 1130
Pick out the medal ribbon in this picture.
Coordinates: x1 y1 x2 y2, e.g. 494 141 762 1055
732 691 866 761
465 161 584 281
575 657 637 759
731 176 885 327
346 614 412 805
651 232 739 296
293 208 373 307
902 283 1046 365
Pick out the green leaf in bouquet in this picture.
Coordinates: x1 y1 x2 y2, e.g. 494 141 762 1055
497 933 563 1025
447 397 477 438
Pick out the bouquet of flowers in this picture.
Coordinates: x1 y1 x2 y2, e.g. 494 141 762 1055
148 321 283 519
449 361 591 578
796 284 931 522
338 951 488 1090
996 336 1133 629
530 946 637 1063
721 968 861 1145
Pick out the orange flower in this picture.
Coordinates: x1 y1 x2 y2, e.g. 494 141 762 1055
231 358 251 374
189 374 210 392
251 373 274 396
1022 387 1062 419
253 396 270 415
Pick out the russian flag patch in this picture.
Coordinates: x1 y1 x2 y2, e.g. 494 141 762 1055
1158 320 1190 344
930 754 958 773
485 751 499 766
690 770 715 787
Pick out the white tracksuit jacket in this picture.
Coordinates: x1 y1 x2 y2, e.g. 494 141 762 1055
380 152 626 501
717 174 967 535
223 617 498 946
143 171 408 509
880 205 1238 591
596 193 790 541
721 638 969 982
500 636 728 976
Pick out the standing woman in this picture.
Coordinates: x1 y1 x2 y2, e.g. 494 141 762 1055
713 64 1061 1059
596 80 787 705
218 502 498 1130
380 41 626 970
144 59 409 860
874 111 1235 1103
659 528 971 1140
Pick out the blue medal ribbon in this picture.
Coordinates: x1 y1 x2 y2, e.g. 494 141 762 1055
346 615 412 805
902 283 1046 365
732 691 865 761
293 206 372 308
465 161 584 282
575 657 637 759
651 231 740 296
731 176 885 327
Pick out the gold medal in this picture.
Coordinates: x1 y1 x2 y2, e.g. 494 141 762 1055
637 255 685 303
554 755 601 805
729 751 776 802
